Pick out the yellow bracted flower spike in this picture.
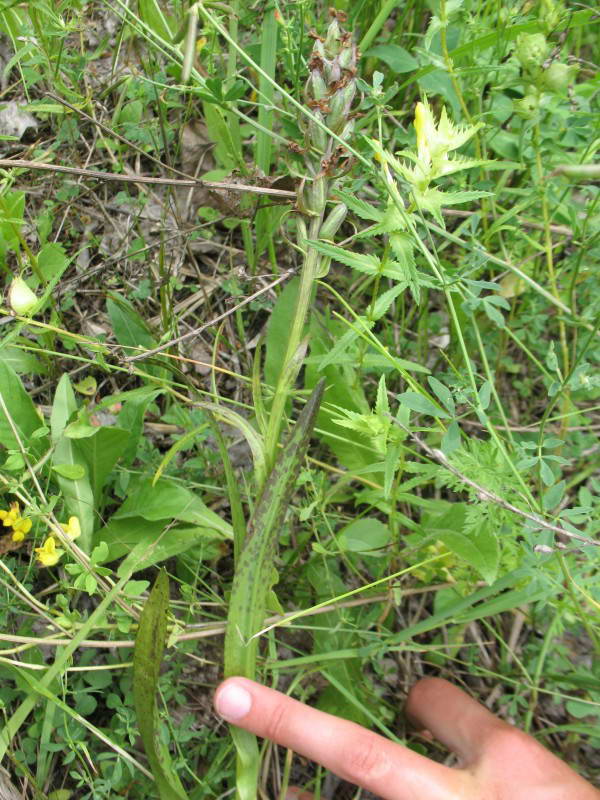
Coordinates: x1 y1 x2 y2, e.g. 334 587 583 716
35 537 63 567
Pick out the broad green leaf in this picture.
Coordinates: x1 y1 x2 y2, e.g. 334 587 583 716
97 517 222 571
265 277 303 393
64 420 98 439
336 518 390 553
84 427 131 503
50 375 95 553
0 190 24 253
107 294 169 378
38 242 68 282
107 294 155 351
441 421 461 455
116 387 164 467
52 463 86 480
427 377 455 415
436 514 500 585
397 390 450 418
543 480 566 511
365 44 418 73
0 343 46 375
112 476 232 537
0 359 47 455
138 0 174 41
133 570 187 800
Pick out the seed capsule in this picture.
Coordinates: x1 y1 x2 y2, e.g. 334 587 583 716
8 277 37 315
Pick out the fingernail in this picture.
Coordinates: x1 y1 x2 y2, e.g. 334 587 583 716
215 682 252 722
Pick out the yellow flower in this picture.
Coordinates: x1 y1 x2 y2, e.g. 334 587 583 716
414 100 437 168
62 516 81 540
0 502 20 527
11 518 32 541
0 502 33 539
413 98 482 179
35 537 63 567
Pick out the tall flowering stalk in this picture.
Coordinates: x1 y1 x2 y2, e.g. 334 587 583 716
263 9 357 475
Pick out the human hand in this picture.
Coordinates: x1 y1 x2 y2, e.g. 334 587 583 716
214 676 600 800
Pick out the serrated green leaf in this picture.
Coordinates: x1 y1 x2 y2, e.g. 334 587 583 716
371 284 407 320
333 189 382 222
306 239 380 274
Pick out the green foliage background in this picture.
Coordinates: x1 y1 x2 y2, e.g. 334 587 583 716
0 0 598 797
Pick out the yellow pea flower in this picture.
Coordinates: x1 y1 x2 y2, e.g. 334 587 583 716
50 516 81 542
1 502 20 527
63 516 81 540
11 518 32 541
35 537 63 567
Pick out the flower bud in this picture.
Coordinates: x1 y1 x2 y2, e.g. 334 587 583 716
338 118 355 142
305 175 327 215
327 81 356 133
319 203 348 240
515 33 549 73
8 277 38 315
307 110 328 152
324 19 341 57
542 62 575 93
514 92 539 119
310 70 327 102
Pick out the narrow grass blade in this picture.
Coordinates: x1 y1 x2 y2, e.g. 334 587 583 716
133 570 187 800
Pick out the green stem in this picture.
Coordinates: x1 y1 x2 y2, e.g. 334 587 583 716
264 212 325 475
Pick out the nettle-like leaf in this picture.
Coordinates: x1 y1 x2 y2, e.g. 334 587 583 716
356 201 406 237
316 319 371 371
330 405 391 456
333 189 382 222
371 284 408 320
331 376 392 456
412 187 492 226
306 239 380 274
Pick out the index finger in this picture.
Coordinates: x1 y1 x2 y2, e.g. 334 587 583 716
214 678 472 800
